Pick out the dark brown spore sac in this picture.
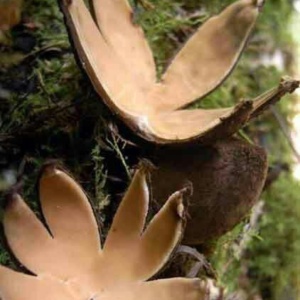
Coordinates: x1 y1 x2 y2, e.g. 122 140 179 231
151 138 268 246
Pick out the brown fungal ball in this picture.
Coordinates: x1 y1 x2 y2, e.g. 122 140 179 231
151 138 268 246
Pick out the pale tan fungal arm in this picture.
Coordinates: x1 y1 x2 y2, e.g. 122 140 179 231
104 168 149 253
137 191 186 279
0 266 78 300
91 0 156 89
39 165 101 251
4 193 54 275
147 0 263 112
145 78 299 144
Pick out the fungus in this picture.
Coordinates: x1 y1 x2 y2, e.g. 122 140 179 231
151 138 268 247
0 164 219 300
59 0 299 250
61 0 299 144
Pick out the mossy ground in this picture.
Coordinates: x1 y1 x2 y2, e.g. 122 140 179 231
0 0 299 298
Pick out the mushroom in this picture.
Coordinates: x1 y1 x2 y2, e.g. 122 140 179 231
60 0 299 144
0 164 221 300
59 0 299 248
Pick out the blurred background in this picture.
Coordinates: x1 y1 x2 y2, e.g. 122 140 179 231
0 0 300 299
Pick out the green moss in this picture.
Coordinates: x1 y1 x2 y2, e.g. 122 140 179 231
23 0 68 44
135 0 208 76
248 174 300 299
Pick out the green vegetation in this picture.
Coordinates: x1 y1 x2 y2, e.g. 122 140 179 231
0 0 299 298
249 174 300 299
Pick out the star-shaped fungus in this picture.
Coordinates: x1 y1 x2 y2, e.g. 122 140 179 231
60 0 299 144
0 164 217 300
